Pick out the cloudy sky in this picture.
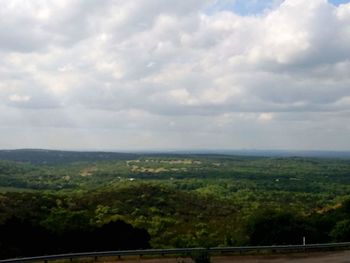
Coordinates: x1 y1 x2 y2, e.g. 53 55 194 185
1 0 350 151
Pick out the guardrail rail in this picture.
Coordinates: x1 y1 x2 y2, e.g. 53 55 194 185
1 242 350 263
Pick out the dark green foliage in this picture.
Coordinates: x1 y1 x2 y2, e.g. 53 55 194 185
0 217 150 259
245 210 315 245
330 219 350 241
0 217 53 259
41 208 92 235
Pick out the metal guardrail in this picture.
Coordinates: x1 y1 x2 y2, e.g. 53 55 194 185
1 242 350 263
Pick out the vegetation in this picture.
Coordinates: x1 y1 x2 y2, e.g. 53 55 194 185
0 217 150 259
1 150 350 258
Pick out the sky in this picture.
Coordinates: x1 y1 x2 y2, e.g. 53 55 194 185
0 0 350 151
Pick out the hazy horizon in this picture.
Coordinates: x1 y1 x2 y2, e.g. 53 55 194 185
1 0 350 151
2 147 350 155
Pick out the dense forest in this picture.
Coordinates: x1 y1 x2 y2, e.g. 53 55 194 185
1 150 350 259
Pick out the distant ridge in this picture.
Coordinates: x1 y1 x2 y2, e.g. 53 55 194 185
172 149 350 159
0 149 140 165
0 149 350 165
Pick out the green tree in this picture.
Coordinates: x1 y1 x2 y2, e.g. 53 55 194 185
330 219 350 242
41 208 91 235
245 210 311 245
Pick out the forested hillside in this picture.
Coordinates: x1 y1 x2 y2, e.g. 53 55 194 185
1 150 350 258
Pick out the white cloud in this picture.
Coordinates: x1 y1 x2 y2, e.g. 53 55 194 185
9 94 31 102
0 0 350 150
258 113 274 123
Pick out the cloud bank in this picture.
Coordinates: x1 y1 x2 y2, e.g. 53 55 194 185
0 0 350 150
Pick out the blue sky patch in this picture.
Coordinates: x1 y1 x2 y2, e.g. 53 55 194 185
206 0 350 16
329 0 350 5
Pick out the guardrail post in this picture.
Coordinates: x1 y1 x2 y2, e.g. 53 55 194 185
94 256 98 261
